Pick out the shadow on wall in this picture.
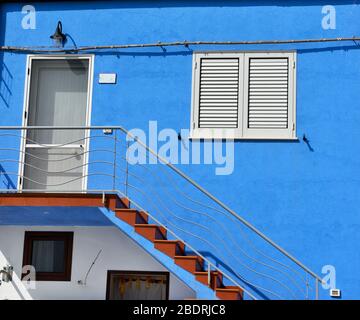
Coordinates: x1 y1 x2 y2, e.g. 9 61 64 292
0 6 13 109
197 250 271 300
0 9 15 190
0 164 16 190
0 63 13 109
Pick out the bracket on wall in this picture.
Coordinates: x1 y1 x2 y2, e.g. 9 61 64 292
303 134 314 152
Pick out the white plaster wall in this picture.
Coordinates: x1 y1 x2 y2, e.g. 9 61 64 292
0 226 195 300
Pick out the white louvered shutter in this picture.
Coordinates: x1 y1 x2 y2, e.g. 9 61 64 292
248 58 288 129
243 52 296 139
191 52 296 139
191 53 243 139
198 58 239 128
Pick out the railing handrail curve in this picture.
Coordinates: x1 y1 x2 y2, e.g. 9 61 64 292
0 125 324 286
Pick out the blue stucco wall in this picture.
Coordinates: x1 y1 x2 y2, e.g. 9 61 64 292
1 1 360 299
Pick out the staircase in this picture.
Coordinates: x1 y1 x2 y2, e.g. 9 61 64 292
0 125 324 299
114 205 243 300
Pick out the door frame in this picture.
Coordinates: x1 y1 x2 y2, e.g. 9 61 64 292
18 54 94 191
105 270 170 300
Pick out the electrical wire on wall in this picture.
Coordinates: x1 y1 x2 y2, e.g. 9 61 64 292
77 249 102 286
0 36 360 53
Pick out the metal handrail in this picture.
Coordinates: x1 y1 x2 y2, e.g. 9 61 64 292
142 151 310 283
130 152 307 298
0 125 324 298
1 163 302 298
1 130 306 297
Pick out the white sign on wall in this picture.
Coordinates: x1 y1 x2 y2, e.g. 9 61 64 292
99 73 117 84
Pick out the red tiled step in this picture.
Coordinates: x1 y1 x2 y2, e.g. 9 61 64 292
154 240 185 258
174 256 203 274
120 197 130 209
115 209 148 226
194 271 223 290
134 224 167 242
216 286 243 300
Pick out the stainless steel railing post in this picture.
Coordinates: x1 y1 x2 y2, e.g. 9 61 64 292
113 129 117 190
207 263 211 287
315 278 319 300
125 140 130 197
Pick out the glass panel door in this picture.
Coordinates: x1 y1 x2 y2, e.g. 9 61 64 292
22 58 90 191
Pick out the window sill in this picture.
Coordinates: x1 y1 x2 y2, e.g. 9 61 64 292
188 136 299 142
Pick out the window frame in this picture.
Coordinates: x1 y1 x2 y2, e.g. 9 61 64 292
22 231 74 281
190 51 297 140
106 270 170 300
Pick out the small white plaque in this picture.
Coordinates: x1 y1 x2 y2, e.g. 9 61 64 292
99 73 117 84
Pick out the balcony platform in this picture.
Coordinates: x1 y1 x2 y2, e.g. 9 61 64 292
0 192 128 210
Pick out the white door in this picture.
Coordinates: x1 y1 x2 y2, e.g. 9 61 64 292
20 57 92 191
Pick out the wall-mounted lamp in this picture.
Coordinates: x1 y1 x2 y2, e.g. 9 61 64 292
0 265 13 285
50 21 66 46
